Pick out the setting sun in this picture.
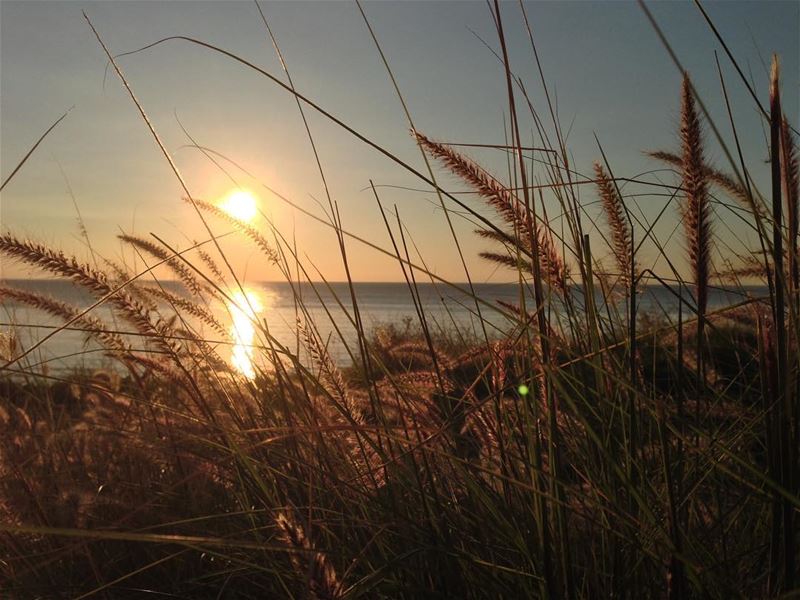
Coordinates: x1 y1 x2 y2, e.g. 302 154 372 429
219 189 258 223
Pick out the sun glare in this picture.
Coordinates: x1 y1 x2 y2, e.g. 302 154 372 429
219 190 258 223
228 288 263 380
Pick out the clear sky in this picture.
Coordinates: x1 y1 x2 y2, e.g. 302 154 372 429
1 0 797 283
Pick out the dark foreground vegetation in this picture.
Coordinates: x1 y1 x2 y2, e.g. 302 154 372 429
1 3 798 598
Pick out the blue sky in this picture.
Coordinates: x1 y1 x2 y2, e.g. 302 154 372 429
1 0 797 282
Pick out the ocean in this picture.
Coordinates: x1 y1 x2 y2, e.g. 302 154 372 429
0 279 767 373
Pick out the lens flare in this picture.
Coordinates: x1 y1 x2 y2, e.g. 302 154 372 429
219 189 258 223
228 288 263 379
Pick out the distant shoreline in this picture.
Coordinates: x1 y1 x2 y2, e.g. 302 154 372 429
0 278 772 290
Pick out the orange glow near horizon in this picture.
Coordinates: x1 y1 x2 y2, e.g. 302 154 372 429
219 189 258 223
228 288 263 379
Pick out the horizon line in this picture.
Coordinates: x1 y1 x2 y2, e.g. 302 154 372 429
0 277 769 288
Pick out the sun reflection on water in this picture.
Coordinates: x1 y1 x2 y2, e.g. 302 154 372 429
228 288 263 379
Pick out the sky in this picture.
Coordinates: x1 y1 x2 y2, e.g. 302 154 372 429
1 0 797 283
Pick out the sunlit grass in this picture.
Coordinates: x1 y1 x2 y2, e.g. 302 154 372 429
0 3 797 599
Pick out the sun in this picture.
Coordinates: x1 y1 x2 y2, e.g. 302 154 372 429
219 189 258 223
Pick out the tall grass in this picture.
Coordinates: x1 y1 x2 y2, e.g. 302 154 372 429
0 4 797 598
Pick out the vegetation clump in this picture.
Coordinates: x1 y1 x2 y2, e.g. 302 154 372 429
0 5 797 598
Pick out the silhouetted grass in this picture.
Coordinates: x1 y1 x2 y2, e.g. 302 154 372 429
0 3 797 598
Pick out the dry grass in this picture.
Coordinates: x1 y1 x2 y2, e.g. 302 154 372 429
0 6 798 599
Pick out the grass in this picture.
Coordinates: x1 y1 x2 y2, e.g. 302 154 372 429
0 2 798 598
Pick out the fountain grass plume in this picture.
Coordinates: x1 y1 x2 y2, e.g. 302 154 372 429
478 250 533 272
679 75 712 318
0 233 177 355
275 511 344 600
138 285 229 339
118 234 207 296
197 246 226 284
0 286 128 353
647 150 763 215
593 162 634 283
415 131 568 291
780 115 798 290
186 197 280 265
